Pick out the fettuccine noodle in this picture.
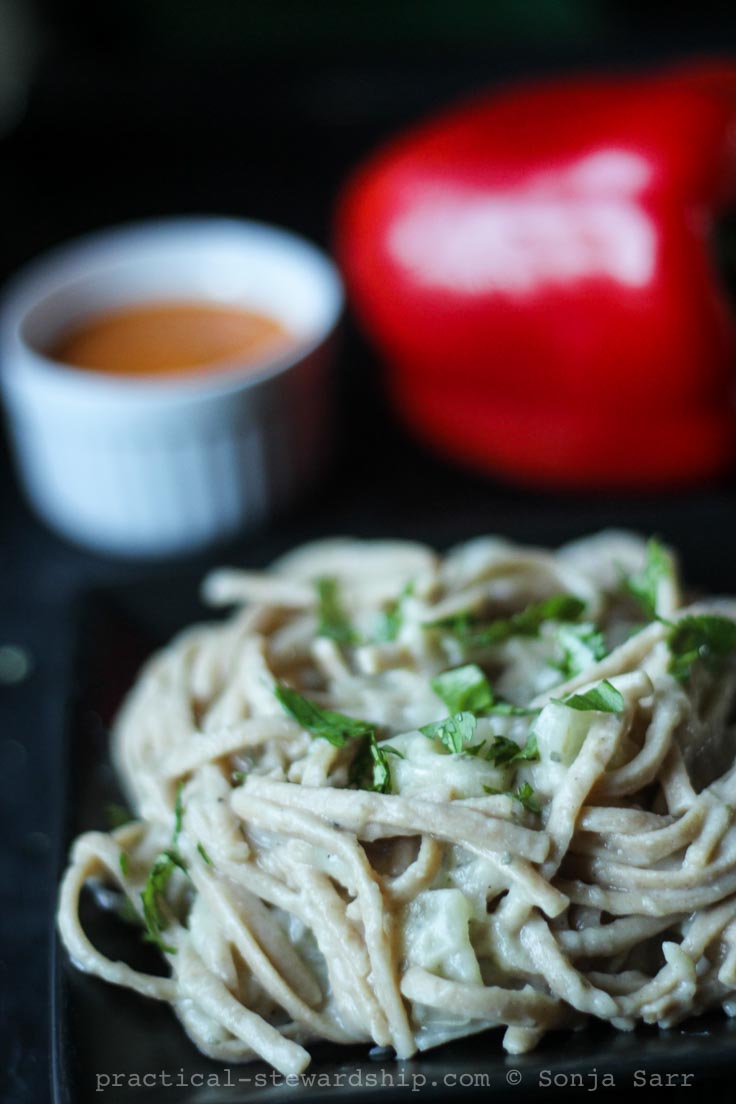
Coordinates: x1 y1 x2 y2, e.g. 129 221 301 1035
58 532 736 1073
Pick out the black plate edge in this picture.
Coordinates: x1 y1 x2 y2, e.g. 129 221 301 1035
51 586 116 1104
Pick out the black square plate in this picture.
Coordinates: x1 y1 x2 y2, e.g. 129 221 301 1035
52 538 736 1102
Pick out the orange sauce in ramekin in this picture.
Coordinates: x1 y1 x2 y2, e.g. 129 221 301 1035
51 301 291 378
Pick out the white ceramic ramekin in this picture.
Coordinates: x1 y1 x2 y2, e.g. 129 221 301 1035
0 217 343 557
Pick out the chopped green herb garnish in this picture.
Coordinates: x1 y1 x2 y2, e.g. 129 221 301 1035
431 663 539 717
506 594 587 636
419 711 477 754
431 664 493 714
483 735 523 766
555 622 607 679
512 782 541 814
484 732 539 766
275 683 375 747
106 803 132 829
462 741 489 757
116 895 142 927
553 680 624 714
274 682 400 793
518 732 539 761
232 770 248 785
349 735 403 794
486 701 542 717
625 538 672 620
316 576 358 645
140 849 187 955
375 582 414 643
173 781 184 844
429 594 586 650
119 850 129 877
667 615 736 682
483 781 541 814
197 842 213 866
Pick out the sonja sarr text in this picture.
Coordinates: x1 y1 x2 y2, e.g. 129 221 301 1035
538 1069 695 1090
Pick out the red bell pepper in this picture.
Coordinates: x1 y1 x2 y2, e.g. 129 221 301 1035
335 62 736 488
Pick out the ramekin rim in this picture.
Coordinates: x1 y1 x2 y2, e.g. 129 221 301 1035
0 214 344 402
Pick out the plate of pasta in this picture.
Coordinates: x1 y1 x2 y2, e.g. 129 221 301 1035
54 531 736 1100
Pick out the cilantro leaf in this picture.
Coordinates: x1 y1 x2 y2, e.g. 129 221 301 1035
667 615 736 682
197 842 213 866
375 582 414 643
625 537 672 620
483 781 541 814
555 622 607 678
419 712 477 754
514 731 539 762
506 594 587 636
486 701 542 717
429 594 586 649
483 735 523 765
553 680 624 714
484 732 539 766
462 741 488 757
140 849 187 955
316 576 358 645
349 735 404 794
275 683 375 747
512 782 541 814
116 895 142 927
431 664 493 714
431 663 539 716
173 781 184 844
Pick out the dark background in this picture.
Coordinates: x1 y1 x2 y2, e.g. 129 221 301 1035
4 2 736 1100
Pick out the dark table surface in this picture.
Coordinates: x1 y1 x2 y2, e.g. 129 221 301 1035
6 19 736 1100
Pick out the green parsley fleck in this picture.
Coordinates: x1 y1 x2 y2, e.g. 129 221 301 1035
119 850 129 878
429 594 586 650
553 680 624 714
232 770 248 785
555 622 607 678
483 781 541 815
197 842 213 866
173 781 184 843
484 732 539 766
349 735 404 794
116 895 142 927
374 582 414 643
462 741 489 757
431 664 493 714
275 683 375 747
316 576 358 645
419 712 477 754
140 849 187 955
487 701 541 717
431 663 539 717
512 782 541 814
667 615 736 682
625 538 672 620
